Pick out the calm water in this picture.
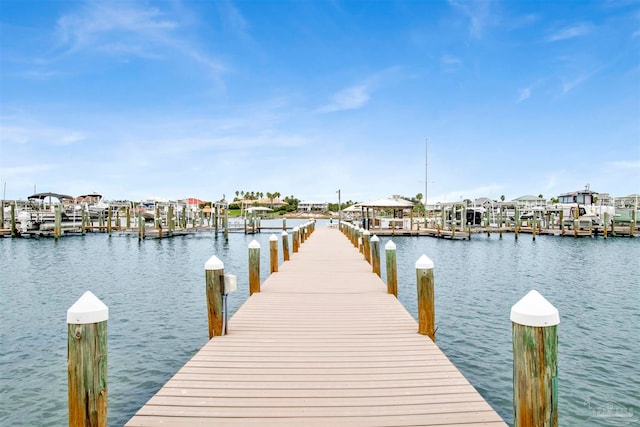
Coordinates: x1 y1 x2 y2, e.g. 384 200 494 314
1 220 638 426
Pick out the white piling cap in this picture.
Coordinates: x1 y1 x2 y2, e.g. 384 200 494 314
510 290 560 327
385 240 396 250
282 230 288 236
249 239 260 249
67 291 108 324
363 230 371 235
415 254 434 270
269 234 277 241
293 226 299 232
205 255 224 270
371 235 379 242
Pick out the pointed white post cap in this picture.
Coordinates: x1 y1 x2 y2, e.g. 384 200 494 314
363 230 371 236
67 291 108 324
281 230 288 236
249 239 260 249
293 226 299 232
371 235 379 242
205 255 224 270
415 254 434 270
510 290 560 327
269 234 277 241
385 240 396 250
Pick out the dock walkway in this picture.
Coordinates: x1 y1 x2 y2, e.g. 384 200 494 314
126 227 506 426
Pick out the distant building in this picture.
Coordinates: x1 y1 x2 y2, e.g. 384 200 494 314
298 201 328 211
512 195 546 208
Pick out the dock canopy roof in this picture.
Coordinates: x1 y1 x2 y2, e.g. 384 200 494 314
359 198 414 208
28 192 74 201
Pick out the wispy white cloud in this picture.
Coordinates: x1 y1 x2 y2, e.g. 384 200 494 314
516 87 531 102
561 73 592 94
218 0 251 41
440 54 463 73
0 124 87 146
546 23 592 42
317 84 371 113
53 2 225 75
604 160 640 170
448 0 497 39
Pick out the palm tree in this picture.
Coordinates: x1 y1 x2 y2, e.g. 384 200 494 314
500 195 505 202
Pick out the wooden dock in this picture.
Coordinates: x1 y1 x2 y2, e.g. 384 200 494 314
125 226 506 426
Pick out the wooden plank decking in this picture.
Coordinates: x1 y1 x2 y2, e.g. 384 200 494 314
126 226 507 426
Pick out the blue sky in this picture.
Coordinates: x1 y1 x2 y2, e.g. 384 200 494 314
1 0 639 204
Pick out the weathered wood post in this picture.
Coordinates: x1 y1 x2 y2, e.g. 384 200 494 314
499 206 503 238
559 210 564 235
67 291 108 427
205 255 224 339
363 229 371 264
282 218 286 230
137 210 144 241
107 206 112 235
0 200 3 228
10 203 17 237
126 206 131 229
385 240 398 297
81 206 86 235
282 231 290 261
292 227 299 253
224 206 229 242
269 234 278 273
532 211 537 241
511 290 559 427
358 228 364 254
631 209 636 236
603 212 609 239
416 255 435 341
514 206 520 240
54 204 62 239
485 206 491 237
371 235 381 277
248 240 260 295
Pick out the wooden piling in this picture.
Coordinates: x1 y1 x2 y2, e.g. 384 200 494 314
81 206 86 235
292 227 299 253
370 235 381 277
485 207 490 237
362 230 371 264
532 212 536 241
205 256 224 339
0 200 3 228
282 231 290 261
67 291 108 427
511 290 559 427
385 240 397 297
248 240 260 295
10 203 16 237
224 207 229 242
54 204 62 239
137 210 145 241
107 206 112 235
631 209 636 236
269 234 278 273
126 206 131 230
416 255 435 341
559 210 564 235
603 212 608 239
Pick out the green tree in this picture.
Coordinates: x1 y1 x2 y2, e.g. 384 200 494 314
500 195 505 202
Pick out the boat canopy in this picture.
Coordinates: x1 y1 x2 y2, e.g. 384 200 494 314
28 192 74 201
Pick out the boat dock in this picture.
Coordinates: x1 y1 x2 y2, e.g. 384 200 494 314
125 226 506 426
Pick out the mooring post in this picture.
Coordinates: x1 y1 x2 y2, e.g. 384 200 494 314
631 209 636 236
415 254 435 341
107 206 112 235
224 207 229 242
269 234 278 273
300 225 306 244
10 203 16 237
125 206 131 229
603 212 608 239
358 228 364 254
81 206 86 235
370 235 381 277
137 210 144 241
511 290 559 427
67 291 108 427
282 231 290 261
363 229 371 263
205 255 224 339
292 227 299 253
282 218 286 230
532 212 537 241
248 240 261 295
385 240 398 297
54 204 62 239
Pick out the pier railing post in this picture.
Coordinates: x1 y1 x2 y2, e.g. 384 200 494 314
282 231 290 261
292 227 299 253
415 255 435 341
385 240 398 297
269 234 278 273
67 291 108 427
370 235 381 277
363 230 371 263
205 255 225 338
511 290 559 427
249 240 261 295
